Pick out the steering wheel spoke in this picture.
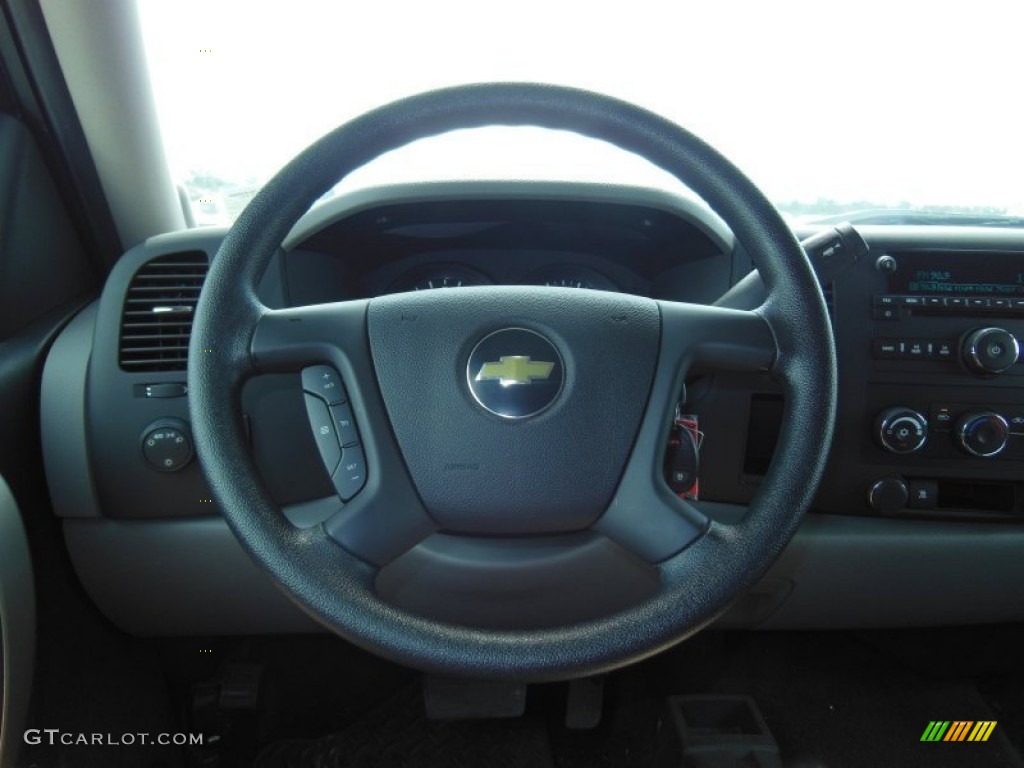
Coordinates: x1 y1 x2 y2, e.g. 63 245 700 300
251 300 438 565
250 301 370 374
659 301 776 374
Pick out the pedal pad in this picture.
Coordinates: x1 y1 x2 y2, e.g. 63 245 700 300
663 695 781 767
219 662 263 710
565 677 604 730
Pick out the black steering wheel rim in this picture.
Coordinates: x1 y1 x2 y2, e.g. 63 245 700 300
188 82 836 681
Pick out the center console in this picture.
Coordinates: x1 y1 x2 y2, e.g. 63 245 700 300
696 234 1024 523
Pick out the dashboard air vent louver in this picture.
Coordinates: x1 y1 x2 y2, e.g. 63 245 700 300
119 252 209 372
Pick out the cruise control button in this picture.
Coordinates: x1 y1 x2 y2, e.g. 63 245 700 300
301 365 347 405
304 394 342 474
330 403 360 446
333 445 367 501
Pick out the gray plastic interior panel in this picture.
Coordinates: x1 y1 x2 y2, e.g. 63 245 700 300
40 302 101 518
0 475 35 766
64 509 1024 637
63 517 321 636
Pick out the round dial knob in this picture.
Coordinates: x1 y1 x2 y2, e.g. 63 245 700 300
955 412 1009 458
141 418 194 472
962 327 1019 374
868 477 909 513
875 407 928 454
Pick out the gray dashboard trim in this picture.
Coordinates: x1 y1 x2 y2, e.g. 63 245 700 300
63 510 1024 637
40 302 100 518
282 180 736 255
0 475 35 768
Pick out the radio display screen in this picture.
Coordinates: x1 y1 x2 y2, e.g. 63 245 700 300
894 253 1024 296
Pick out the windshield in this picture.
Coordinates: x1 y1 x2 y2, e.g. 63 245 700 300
137 0 1024 226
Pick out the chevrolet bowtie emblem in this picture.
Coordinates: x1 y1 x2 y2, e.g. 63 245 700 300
476 356 554 387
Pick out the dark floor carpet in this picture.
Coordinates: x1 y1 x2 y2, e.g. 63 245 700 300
650 630 1023 768
254 685 553 768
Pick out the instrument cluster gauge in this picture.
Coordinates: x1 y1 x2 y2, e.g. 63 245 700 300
390 264 492 293
524 265 618 292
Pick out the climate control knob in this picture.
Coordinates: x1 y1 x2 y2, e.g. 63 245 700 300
962 327 1019 374
875 407 928 454
955 412 1009 458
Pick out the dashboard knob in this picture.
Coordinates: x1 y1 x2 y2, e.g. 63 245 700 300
141 418 194 472
955 412 1010 458
868 477 909 513
962 327 1019 374
874 407 928 454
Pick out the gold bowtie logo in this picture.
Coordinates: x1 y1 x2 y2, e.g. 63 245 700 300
475 356 554 387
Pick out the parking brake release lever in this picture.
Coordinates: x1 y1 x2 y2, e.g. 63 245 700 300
714 222 869 311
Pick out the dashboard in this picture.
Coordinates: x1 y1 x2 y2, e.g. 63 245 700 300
40 179 1024 637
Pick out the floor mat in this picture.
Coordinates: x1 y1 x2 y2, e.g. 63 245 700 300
651 631 1024 768
254 685 554 768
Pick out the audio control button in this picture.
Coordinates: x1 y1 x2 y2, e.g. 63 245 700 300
962 327 1019 374
872 339 901 359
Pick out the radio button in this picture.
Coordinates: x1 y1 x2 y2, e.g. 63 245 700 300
968 298 991 309
992 298 1011 309
924 297 945 308
907 341 927 358
963 327 1020 374
902 296 923 307
873 306 900 321
1012 299 1024 311
947 297 968 309
874 295 900 306
933 341 955 360
872 339 901 359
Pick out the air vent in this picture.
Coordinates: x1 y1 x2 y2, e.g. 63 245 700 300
119 252 209 372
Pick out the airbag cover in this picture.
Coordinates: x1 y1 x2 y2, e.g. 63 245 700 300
367 287 660 533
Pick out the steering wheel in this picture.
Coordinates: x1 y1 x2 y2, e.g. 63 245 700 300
188 83 836 681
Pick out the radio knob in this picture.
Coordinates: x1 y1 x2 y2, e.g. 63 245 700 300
875 407 928 454
962 327 1019 374
955 412 1010 458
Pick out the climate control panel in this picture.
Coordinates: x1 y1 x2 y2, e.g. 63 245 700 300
873 403 1024 460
